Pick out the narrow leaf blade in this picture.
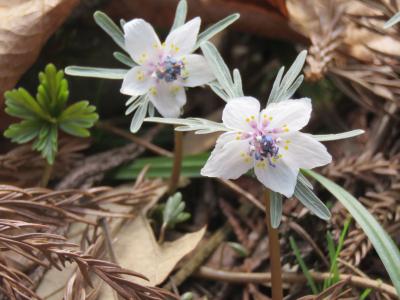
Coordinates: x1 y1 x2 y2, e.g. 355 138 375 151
305 170 400 296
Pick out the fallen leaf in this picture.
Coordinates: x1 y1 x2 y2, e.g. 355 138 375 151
102 214 205 289
0 0 79 129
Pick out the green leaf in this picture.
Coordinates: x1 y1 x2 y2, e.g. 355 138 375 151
37 64 69 115
304 170 400 296
130 97 149 133
32 124 58 164
94 11 125 50
227 242 249 257
113 51 136 67
65 66 128 79
324 218 351 288
163 192 191 228
384 11 400 28
267 50 307 104
195 14 240 49
200 42 235 99
313 129 365 142
145 117 229 134
294 178 331 220
113 153 209 179
233 69 244 97
5 88 49 121
170 0 187 32
59 101 99 137
4 64 97 165
290 236 319 294
180 292 193 300
270 191 283 228
4 120 42 143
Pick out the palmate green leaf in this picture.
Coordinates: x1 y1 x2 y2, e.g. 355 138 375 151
37 64 69 115
4 120 42 144
32 124 58 164
5 88 50 121
305 170 400 296
59 101 99 137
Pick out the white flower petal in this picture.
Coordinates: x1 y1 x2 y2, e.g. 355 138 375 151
201 132 253 179
165 17 200 56
120 66 153 96
254 159 298 198
279 132 332 170
148 81 186 117
222 97 261 131
262 98 311 133
124 19 161 65
180 54 215 87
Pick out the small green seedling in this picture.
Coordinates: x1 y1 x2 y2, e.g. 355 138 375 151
4 64 99 164
227 242 249 258
180 292 193 300
159 192 191 243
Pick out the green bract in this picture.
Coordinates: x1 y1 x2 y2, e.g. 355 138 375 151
4 64 99 164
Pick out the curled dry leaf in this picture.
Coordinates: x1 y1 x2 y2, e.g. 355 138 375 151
0 0 80 130
100 214 206 296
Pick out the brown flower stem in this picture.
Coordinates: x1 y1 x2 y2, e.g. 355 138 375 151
158 223 167 244
168 129 183 194
265 190 283 300
39 161 53 188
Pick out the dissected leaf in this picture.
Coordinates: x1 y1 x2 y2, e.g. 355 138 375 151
4 64 98 164
4 120 42 144
163 193 191 229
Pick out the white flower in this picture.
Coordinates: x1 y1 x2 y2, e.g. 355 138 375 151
201 97 332 197
120 17 215 117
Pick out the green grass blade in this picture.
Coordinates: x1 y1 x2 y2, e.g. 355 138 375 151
304 170 400 297
113 153 210 179
289 237 319 294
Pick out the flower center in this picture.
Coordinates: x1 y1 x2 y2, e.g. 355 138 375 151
249 134 280 167
155 56 184 82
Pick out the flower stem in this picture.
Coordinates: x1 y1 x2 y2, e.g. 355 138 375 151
265 190 283 300
158 223 167 244
40 161 53 187
168 129 183 194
